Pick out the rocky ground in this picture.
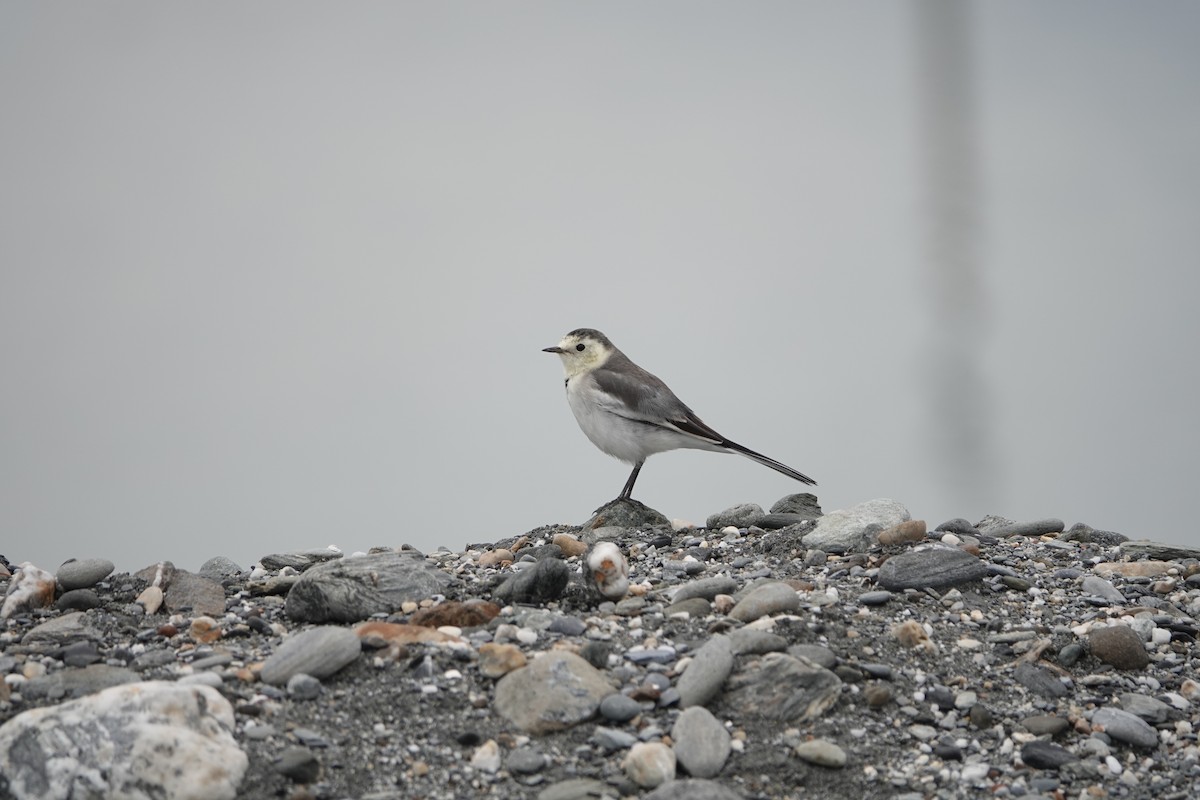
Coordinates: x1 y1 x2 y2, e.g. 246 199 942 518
1 494 1199 800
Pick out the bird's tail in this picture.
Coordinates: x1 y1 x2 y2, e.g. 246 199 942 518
723 440 817 486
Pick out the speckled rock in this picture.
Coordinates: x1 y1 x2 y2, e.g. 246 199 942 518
877 545 988 590
494 652 615 734
1089 624 1150 670
0 680 247 800
284 551 454 623
803 498 909 553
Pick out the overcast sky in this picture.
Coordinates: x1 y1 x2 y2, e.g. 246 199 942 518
2 3 1198 572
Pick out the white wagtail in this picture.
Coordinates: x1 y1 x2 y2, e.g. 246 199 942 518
543 328 817 502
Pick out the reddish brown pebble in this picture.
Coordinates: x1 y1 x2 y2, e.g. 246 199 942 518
878 520 927 546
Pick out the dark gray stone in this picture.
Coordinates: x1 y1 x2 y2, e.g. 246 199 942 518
877 546 988 590
276 745 321 782
722 652 841 723
769 493 823 518
583 499 670 529
756 513 811 529
507 746 547 774
54 589 100 612
1119 540 1200 561
284 552 454 623
786 644 838 670
164 571 227 617
599 693 643 722
1014 663 1069 698
936 518 979 535
1021 740 1078 770
494 557 571 605
672 706 731 778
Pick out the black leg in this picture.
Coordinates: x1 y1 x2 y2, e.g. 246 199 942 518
618 461 644 501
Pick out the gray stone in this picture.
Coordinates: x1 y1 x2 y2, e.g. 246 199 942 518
1118 693 1170 724
1059 523 1128 546
1022 715 1070 736
507 746 547 774
803 498 910 553
673 576 738 603
593 726 638 751
935 518 979 535
21 664 141 701
671 706 731 778
983 518 1065 538
583 498 670 529
1093 707 1158 748
494 652 615 734
164 570 227 617
1081 576 1125 605
858 590 893 606
677 635 734 709
756 513 811 529
199 556 244 581
728 628 787 655
705 503 765 530
643 779 746 800
55 558 115 591
21 611 102 646
786 644 838 670
877 545 988 590
260 548 342 572
284 551 454 623
0 680 247 800
728 581 800 622
54 589 100 612
665 597 712 617
1088 624 1150 670
286 673 323 700
723 652 842 723
1119 540 1200 561
493 557 571 604
599 693 643 722
276 745 321 782
536 778 610 800
1014 663 1069 698
260 626 362 685
1021 740 1078 769
793 738 847 768
769 493 822 518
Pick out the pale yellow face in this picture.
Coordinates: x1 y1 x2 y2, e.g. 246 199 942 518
549 330 612 379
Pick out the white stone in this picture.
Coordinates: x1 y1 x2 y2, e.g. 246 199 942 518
0 680 246 800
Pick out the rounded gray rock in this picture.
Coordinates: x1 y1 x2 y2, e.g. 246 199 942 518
671 706 731 778
677 635 734 708
56 558 115 591
706 503 765 530
260 626 362 685
643 778 746 800
728 581 800 622
599 693 643 722
494 651 614 734
1088 624 1149 670
673 576 738 603
284 551 454 623
1093 707 1158 748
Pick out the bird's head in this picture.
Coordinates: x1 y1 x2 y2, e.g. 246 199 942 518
542 328 615 378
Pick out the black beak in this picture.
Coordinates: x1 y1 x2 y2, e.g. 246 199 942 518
542 346 564 354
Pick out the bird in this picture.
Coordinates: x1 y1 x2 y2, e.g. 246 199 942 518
543 328 816 502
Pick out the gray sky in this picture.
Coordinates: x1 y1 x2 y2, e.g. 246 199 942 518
2 3 1198 572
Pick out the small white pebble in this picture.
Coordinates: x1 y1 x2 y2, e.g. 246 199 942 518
941 533 961 546
721 525 740 535
1105 755 1122 775
515 628 538 645
670 519 695 531
957 638 982 650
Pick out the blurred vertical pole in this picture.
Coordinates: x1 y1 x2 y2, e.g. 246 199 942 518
914 0 999 515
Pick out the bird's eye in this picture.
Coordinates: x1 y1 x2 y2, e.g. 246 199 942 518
575 343 585 351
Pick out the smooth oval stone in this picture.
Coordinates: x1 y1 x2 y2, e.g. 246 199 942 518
794 739 847 767
55 589 101 612
671 706 731 778
1021 740 1078 770
1089 625 1150 670
260 626 362 685
877 546 988 590
599 693 643 722
677 635 733 708
859 590 893 606
56 559 115 591
673 576 738 603
1092 707 1158 748
728 582 800 622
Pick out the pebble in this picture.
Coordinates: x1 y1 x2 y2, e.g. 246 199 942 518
672 576 738 602
55 558 115 591
1081 574 1126 604
494 557 571 605
858 590 893 606
671 706 731 778
1089 624 1151 670
877 545 988 590
1014 663 1069 698
877 519 927 546
724 653 841 723
984 518 1065 538
793 738 847 767
1021 740 1078 769
284 551 453 623
622 741 676 788
728 581 800 622
478 642 526 678
163 570 226 617
1119 692 1170 724
677 635 733 708
1092 707 1159 748
54 588 101 611
599 692 643 722
706 503 765 529
494 652 614 734
276 745 321 782
259 625 362 685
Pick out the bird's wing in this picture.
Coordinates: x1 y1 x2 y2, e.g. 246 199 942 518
589 358 725 444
